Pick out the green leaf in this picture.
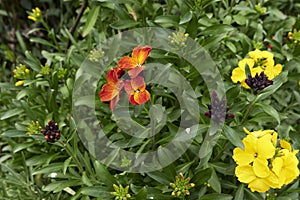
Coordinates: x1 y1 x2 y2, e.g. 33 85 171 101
80 186 111 198
223 125 243 148
13 142 35 153
255 103 281 125
82 6 100 37
191 168 212 185
135 187 147 199
180 11 193 24
2 130 26 137
199 193 233 200
257 71 288 100
1 108 24 120
208 168 221 193
94 160 115 186
234 184 244 200
30 37 57 48
32 163 63 175
110 20 139 29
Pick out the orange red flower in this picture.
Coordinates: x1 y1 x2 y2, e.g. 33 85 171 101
99 46 152 110
118 46 152 78
124 76 150 105
99 68 125 110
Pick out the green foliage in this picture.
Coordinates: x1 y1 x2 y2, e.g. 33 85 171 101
1 0 300 199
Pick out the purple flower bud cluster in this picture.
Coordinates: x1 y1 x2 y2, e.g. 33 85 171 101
245 72 273 94
204 91 234 123
41 120 60 143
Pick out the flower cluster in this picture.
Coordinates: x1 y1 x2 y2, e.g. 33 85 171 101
13 64 30 87
170 173 195 197
232 128 299 193
99 46 152 110
26 121 42 135
204 91 234 123
27 7 42 22
89 48 105 62
111 184 131 200
169 31 189 48
287 29 300 44
231 49 282 92
41 120 61 143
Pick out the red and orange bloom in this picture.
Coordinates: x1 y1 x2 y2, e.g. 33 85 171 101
99 68 125 110
118 46 152 78
124 76 150 105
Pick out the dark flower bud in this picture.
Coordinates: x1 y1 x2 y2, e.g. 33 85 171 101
41 120 61 143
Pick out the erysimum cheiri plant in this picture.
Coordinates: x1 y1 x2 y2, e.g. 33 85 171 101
232 128 299 193
1 1 300 200
231 49 283 93
99 46 152 110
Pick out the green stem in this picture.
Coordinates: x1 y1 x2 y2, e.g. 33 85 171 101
61 140 84 173
240 95 259 124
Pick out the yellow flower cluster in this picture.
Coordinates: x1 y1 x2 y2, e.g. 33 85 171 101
28 7 42 22
288 29 300 44
111 184 131 200
232 128 299 193
13 64 30 87
231 49 282 88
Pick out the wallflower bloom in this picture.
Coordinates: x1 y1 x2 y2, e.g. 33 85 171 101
28 7 42 22
99 68 125 110
231 58 262 88
232 128 299 193
118 46 152 78
231 49 282 90
124 76 150 105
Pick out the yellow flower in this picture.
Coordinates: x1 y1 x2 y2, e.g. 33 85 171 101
235 165 278 192
231 58 263 88
15 80 24 87
28 7 42 22
249 49 274 69
243 128 277 146
264 64 282 80
233 134 275 176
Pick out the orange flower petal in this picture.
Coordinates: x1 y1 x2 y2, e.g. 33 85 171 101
106 67 125 83
118 56 137 69
124 80 135 95
134 90 150 105
128 95 139 105
110 94 120 110
99 83 117 101
131 76 146 91
132 46 152 65
128 66 145 78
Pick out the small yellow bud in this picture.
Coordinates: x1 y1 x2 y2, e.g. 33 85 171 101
25 69 30 73
15 80 24 86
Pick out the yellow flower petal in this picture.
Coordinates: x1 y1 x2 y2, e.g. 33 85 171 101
265 64 282 80
235 165 256 183
248 178 270 192
280 140 292 152
257 135 275 159
271 157 283 177
253 157 270 178
232 148 254 165
231 67 246 83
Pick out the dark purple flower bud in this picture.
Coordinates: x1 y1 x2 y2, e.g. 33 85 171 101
41 120 61 143
245 72 273 94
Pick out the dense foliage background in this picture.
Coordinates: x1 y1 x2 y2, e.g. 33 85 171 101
0 0 300 199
